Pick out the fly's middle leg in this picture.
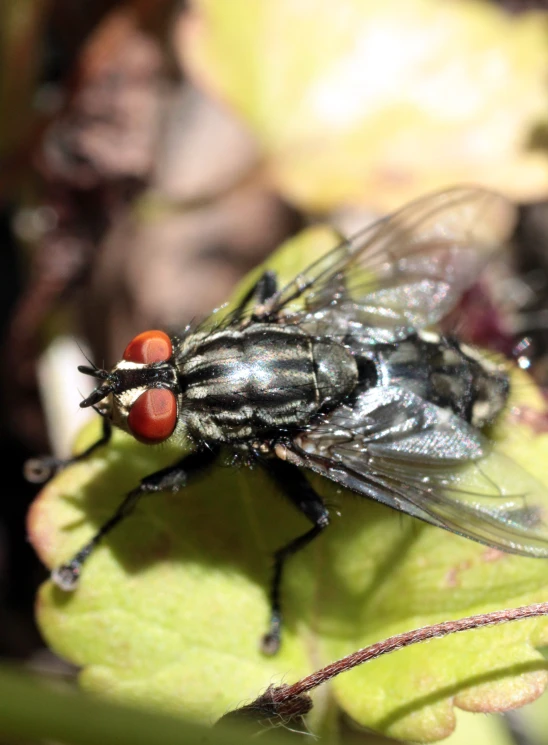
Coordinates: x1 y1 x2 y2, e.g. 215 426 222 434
261 457 329 655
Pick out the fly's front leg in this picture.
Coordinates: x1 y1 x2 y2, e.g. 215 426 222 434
261 457 330 655
24 418 113 484
52 446 219 591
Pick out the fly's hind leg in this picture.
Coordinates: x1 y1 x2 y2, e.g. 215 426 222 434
52 446 219 591
261 458 330 655
252 270 278 306
24 418 113 484
232 270 278 322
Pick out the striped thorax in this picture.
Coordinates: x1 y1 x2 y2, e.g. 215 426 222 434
177 324 358 442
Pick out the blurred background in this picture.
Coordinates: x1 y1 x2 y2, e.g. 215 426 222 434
3 1 548 743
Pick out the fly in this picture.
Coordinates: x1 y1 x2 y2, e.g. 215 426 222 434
27 186 548 655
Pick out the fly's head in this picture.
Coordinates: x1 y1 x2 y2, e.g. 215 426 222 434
79 330 180 444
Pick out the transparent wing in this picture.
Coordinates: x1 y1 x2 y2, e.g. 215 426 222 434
266 187 517 345
290 386 548 557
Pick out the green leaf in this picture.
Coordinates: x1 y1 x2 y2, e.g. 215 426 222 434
178 0 548 212
29 226 548 742
0 664 293 745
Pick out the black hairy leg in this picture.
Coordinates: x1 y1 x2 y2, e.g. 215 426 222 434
261 457 330 655
233 270 278 321
51 446 220 591
24 418 113 484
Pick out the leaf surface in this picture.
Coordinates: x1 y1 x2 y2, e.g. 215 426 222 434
177 0 548 211
29 226 548 741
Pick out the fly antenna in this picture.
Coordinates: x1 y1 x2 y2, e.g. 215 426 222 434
76 386 108 418
80 384 115 409
78 365 109 380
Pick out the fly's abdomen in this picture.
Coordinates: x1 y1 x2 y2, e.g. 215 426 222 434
180 325 357 442
376 333 509 429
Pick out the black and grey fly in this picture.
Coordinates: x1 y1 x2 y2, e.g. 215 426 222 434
28 186 548 654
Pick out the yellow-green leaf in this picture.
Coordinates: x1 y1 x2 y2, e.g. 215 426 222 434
178 0 548 211
29 226 548 741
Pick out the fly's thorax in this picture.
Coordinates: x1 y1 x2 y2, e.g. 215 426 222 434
310 339 359 405
177 323 358 443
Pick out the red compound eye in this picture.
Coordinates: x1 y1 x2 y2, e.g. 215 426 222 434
123 330 172 364
127 389 177 443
